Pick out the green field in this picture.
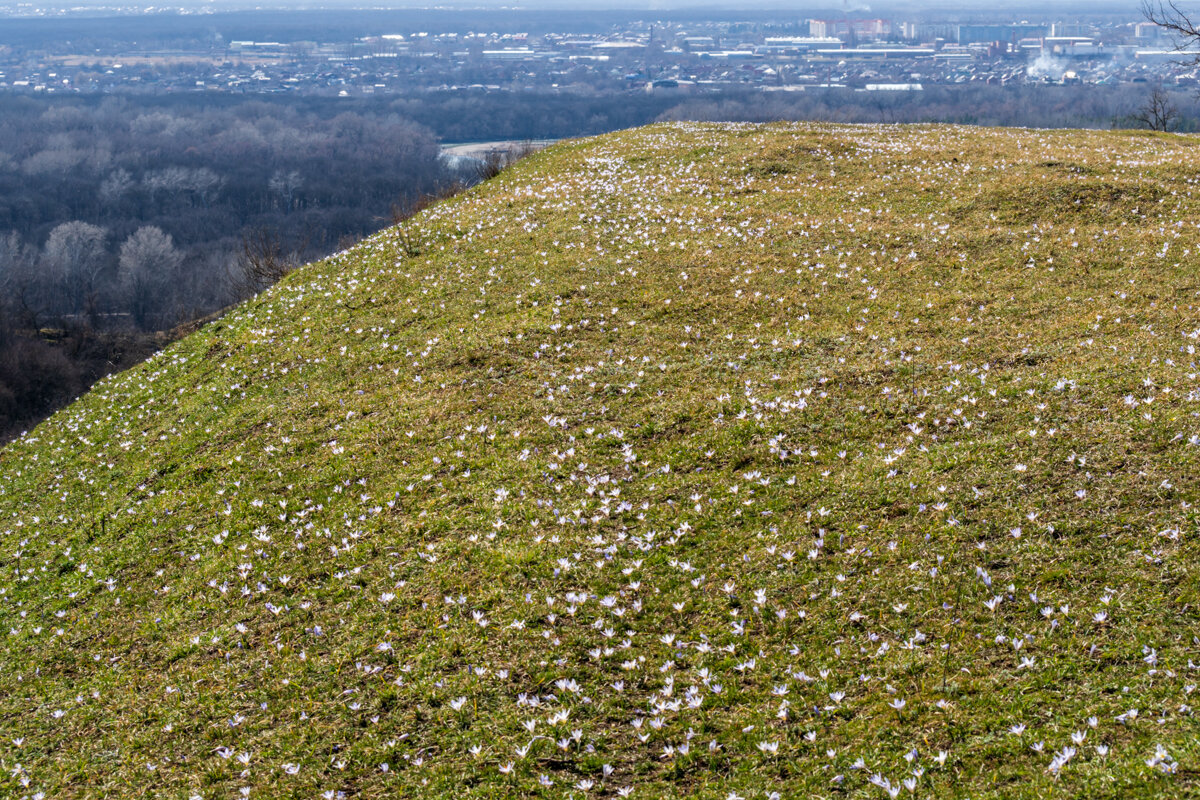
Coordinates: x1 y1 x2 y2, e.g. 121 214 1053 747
1 122 1199 798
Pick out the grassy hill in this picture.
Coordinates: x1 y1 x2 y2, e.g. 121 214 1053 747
1 122 1199 799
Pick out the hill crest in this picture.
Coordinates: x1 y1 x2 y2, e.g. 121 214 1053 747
2 122 1199 799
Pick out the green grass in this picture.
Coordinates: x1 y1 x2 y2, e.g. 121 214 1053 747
1 122 1199 799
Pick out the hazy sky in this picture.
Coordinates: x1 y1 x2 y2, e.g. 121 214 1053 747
16 0 1147 10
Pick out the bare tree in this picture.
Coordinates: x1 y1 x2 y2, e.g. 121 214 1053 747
269 170 303 213
186 167 224 209
1137 4 1197 130
99 168 135 206
1131 84 1181 131
143 166 190 199
42 221 108 319
0 232 41 328
472 140 541 183
144 167 223 209
474 149 508 182
1142 1 1200 52
119 226 183 329
227 228 300 300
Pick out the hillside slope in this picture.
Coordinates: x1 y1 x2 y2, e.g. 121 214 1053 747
1 123 1199 799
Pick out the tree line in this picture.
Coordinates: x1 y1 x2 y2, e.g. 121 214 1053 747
0 97 455 319
0 96 467 440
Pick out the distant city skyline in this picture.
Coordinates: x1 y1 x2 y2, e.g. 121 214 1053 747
0 0 1154 14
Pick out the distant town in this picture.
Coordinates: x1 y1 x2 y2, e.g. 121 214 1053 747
0 8 1195 97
